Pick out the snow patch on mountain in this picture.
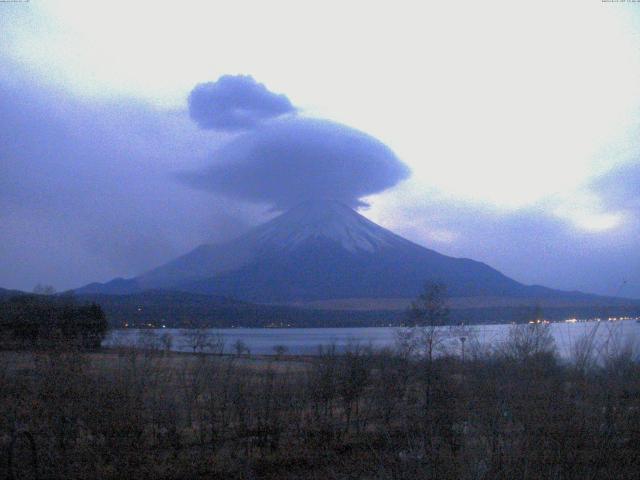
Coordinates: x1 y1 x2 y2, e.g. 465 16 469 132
248 200 408 253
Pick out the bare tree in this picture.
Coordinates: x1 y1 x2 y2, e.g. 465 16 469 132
409 282 451 362
137 328 161 352
210 330 226 355
503 321 556 361
394 326 420 359
159 332 173 353
233 339 249 356
183 328 224 354
273 344 288 359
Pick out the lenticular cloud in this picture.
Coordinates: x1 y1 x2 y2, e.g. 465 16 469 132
183 75 410 208
179 116 410 209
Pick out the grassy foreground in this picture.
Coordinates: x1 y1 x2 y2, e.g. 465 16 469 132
1 340 639 479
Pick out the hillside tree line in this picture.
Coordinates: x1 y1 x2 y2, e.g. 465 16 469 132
0 294 108 349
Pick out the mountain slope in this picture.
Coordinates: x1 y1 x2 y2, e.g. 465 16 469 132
0 287 24 299
77 200 636 307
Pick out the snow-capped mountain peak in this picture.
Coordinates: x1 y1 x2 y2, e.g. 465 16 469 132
76 198 631 310
249 200 405 253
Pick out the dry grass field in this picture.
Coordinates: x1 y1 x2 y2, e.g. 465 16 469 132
1 329 639 479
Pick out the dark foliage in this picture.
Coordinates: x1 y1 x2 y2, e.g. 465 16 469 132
0 295 108 349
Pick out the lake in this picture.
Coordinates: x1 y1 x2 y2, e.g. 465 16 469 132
103 319 640 361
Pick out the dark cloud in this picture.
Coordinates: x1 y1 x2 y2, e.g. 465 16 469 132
179 117 411 209
0 70 261 291
188 75 296 131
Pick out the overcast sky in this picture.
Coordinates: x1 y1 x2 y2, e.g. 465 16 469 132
1 0 640 298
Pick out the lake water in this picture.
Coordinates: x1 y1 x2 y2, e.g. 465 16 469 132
104 320 640 361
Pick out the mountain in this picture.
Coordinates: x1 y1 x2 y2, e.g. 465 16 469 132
0 287 25 299
77 200 637 310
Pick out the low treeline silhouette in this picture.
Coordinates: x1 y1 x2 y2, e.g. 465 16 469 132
75 290 640 328
0 294 108 349
1 321 639 479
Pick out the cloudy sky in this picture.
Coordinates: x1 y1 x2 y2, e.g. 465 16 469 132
1 0 640 298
